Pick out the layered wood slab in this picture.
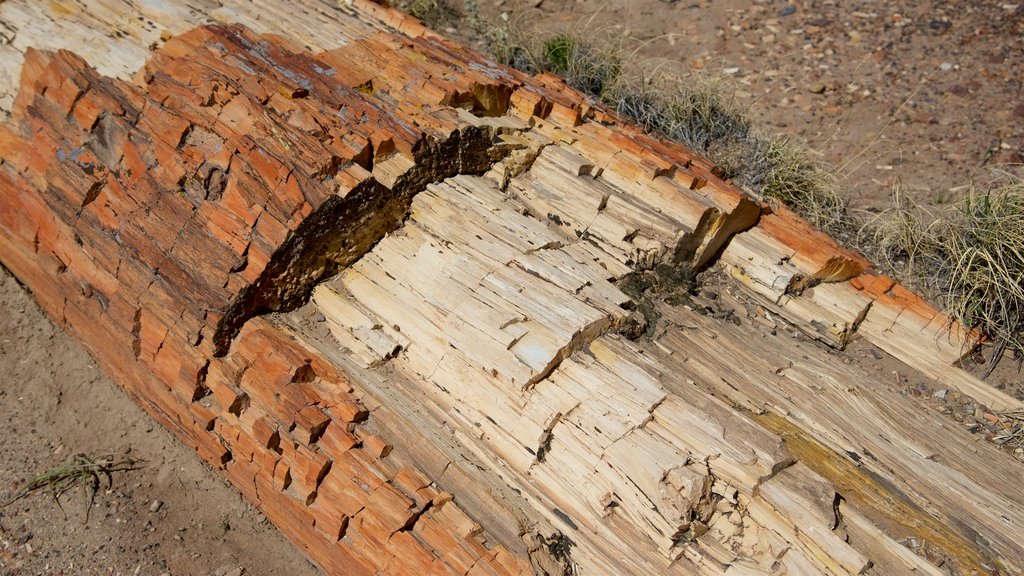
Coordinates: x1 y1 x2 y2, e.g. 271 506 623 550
0 2 1021 575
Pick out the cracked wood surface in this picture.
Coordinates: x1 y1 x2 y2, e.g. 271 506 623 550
0 2 1022 575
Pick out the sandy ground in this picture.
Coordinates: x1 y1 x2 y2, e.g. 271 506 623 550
1 1 1021 575
461 0 1024 212
0 267 320 576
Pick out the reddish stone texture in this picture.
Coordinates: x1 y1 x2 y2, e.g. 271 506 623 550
0 13 769 574
0 23 538 575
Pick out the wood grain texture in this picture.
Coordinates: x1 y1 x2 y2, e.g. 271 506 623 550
1 2 1021 575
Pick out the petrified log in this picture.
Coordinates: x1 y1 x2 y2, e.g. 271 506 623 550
0 2 1021 575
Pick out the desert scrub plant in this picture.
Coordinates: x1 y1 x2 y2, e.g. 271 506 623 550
940 175 1024 371
867 174 1024 373
475 17 753 157
485 12 538 73
403 0 458 29
746 135 847 233
861 184 941 278
606 72 751 155
540 32 622 97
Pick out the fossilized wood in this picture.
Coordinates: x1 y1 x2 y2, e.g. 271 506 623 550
722 204 1023 412
1 2 1022 576
0 21 539 576
293 152 1024 574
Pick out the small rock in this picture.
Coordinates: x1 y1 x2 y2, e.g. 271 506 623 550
313 312 326 323
780 5 796 16
808 83 827 94
149 500 163 513
932 389 948 399
213 565 245 576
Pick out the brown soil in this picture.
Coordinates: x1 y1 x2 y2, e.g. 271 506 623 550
0 267 319 576
458 0 1024 212
1 2 1021 575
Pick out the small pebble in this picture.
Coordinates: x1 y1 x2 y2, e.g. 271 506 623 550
149 500 162 513
780 5 796 16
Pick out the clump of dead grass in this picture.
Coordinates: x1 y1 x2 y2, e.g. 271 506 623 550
746 136 847 232
541 32 622 97
404 0 459 29
486 12 539 73
487 24 623 98
866 174 1024 370
863 185 934 270
3 452 143 521
940 175 1024 368
607 72 750 155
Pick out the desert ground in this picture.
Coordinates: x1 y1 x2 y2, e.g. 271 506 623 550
1 1 1021 574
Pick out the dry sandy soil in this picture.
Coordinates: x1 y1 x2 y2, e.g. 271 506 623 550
0 268 321 576
459 0 1024 212
1 1 1022 575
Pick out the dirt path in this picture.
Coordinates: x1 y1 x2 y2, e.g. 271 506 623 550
0 267 320 576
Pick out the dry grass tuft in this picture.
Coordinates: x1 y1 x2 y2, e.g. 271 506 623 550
486 12 539 73
486 23 623 98
867 174 1024 370
940 175 1024 369
3 452 143 521
405 0 459 29
746 135 847 232
607 72 750 155
541 32 622 97
861 184 939 276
